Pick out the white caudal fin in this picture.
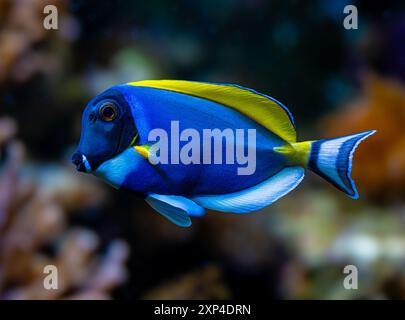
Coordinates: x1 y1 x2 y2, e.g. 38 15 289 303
307 130 376 199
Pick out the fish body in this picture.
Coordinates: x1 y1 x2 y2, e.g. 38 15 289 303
72 80 375 227
94 84 286 195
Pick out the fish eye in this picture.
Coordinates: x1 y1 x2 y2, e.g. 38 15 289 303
99 102 118 122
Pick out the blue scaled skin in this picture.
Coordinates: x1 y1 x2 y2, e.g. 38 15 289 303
96 85 286 195
72 80 375 227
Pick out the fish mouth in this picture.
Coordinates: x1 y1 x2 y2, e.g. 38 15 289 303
71 152 92 173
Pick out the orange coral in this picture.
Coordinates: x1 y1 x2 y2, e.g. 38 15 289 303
321 75 405 199
0 117 129 299
0 0 75 83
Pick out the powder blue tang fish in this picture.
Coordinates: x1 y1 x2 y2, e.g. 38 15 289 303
72 80 375 227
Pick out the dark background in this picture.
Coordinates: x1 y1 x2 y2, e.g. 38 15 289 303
0 0 404 300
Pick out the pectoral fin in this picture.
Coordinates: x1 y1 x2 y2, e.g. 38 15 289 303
145 193 205 227
134 145 151 159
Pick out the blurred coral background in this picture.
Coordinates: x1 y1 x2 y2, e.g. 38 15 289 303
0 0 404 299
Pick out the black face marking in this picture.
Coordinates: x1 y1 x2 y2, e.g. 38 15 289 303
72 88 138 171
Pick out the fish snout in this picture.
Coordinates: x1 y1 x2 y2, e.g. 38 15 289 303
71 152 91 173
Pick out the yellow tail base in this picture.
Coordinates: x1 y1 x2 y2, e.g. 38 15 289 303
274 141 312 167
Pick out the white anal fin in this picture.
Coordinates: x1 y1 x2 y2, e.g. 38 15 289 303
145 193 205 227
192 166 305 213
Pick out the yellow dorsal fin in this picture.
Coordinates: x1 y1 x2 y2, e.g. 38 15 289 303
128 80 296 142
